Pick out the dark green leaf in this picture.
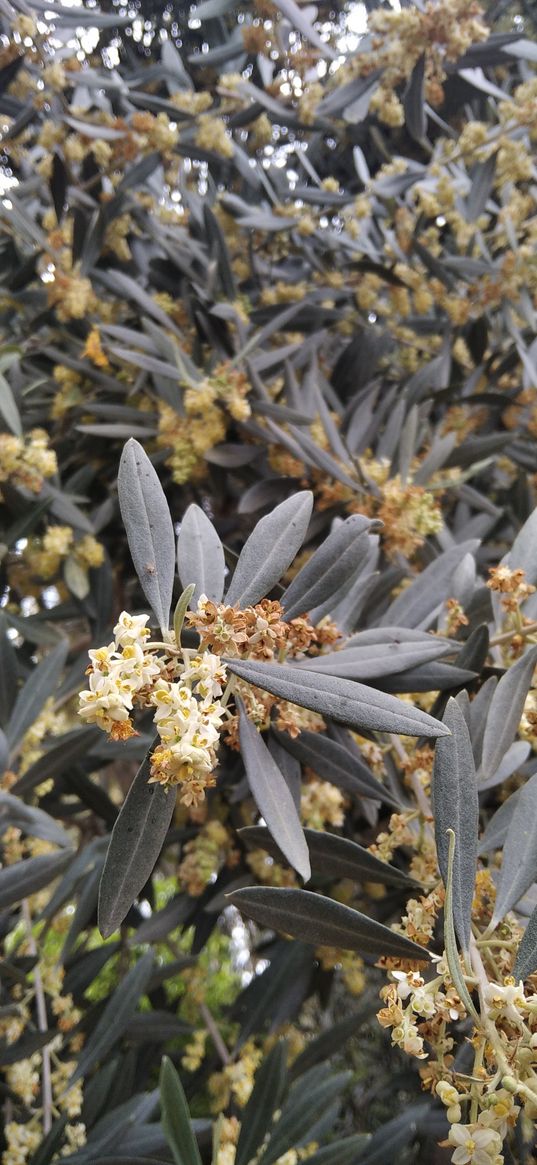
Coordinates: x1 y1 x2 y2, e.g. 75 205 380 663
160 1055 202 1165
98 751 175 938
69 952 154 1085
0 792 71 848
230 887 431 961
235 1041 288 1165
225 659 450 738
240 826 416 887
261 1071 351 1165
238 701 310 882
303 1136 370 1165
0 849 73 911
7 639 69 752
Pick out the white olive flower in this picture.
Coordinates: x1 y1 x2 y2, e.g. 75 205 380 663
448 1123 502 1165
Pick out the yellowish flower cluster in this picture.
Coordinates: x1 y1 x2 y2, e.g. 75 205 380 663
78 611 228 805
0 429 57 494
178 819 238 894
317 946 366 996
209 1038 263 1110
157 365 251 485
355 0 488 121
22 526 104 583
196 113 234 159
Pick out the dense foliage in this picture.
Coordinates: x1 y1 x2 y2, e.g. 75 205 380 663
2 1 537 1163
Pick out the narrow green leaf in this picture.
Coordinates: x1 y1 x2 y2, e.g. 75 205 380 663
68 951 154 1085
443 830 479 1022
281 515 373 621
225 491 313 608
98 751 176 938
173 584 196 644
514 902 537 980
118 439 175 635
160 1056 202 1165
0 849 73 911
274 729 401 807
0 792 71 849
177 504 225 606
381 541 480 627
432 699 478 952
240 826 416 888
238 701 310 882
7 640 69 752
303 1136 370 1165
480 646 537 780
229 887 431 961
225 659 450 739
0 370 22 435
235 1041 288 1165
491 772 537 928
261 1071 351 1165
290 1005 371 1079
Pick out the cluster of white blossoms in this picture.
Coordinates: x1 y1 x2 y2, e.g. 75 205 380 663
78 611 227 804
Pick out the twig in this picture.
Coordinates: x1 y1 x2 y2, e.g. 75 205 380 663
200 1001 231 1066
489 620 537 648
22 899 53 1135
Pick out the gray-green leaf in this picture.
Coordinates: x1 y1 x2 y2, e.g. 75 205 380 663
177 504 225 607
98 751 176 938
492 773 537 928
432 698 478 951
160 1055 202 1165
0 849 73 911
225 658 450 738
230 887 431 961
235 1041 288 1165
225 491 313 608
69 951 154 1085
281 515 373 621
238 701 310 882
7 639 69 753
514 902 537 980
480 646 537 780
118 439 175 634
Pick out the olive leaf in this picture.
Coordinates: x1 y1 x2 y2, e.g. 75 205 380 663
432 698 478 952
68 951 154 1085
225 490 313 608
238 700 310 882
118 439 175 634
177 503 225 606
229 887 431 961
281 515 374 620
235 1041 288 1165
160 1055 202 1165
480 646 537 780
239 825 416 888
98 751 176 938
491 772 537 928
225 658 450 738
6 639 69 754
514 902 537 980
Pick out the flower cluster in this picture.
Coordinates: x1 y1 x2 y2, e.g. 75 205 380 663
0 430 57 494
78 611 227 805
157 364 251 485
